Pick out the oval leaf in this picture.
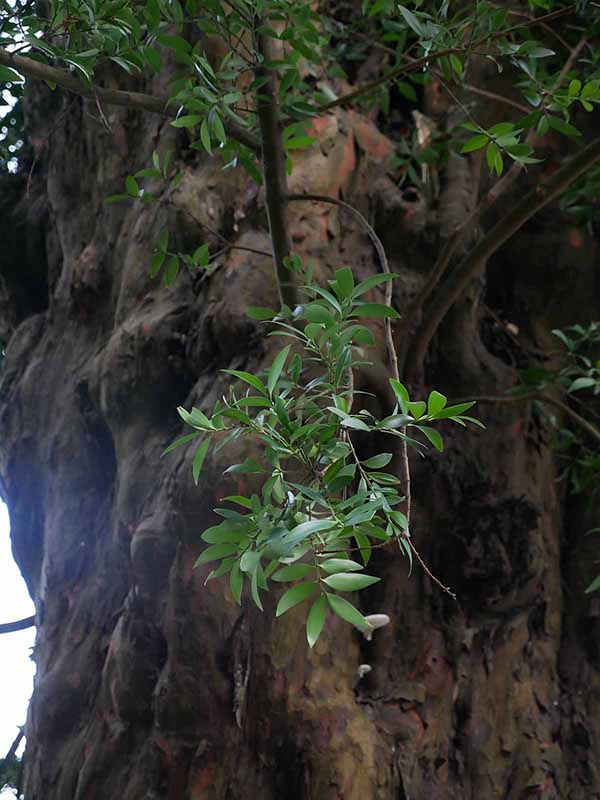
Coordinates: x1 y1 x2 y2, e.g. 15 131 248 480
276 582 317 616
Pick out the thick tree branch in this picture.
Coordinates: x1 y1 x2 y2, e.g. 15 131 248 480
254 31 295 308
0 47 261 153
406 133 600 382
0 615 35 634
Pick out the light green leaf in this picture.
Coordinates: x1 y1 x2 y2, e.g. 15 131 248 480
350 303 400 319
319 558 364 574
306 596 328 647
585 575 600 594
171 115 202 128
230 561 243 604
268 345 291 396
192 439 210 484
195 542 239 567
276 582 317 616
222 369 268 395
427 390 447 416
333 267 354 299
323 573 380 591
415 425 444 452
389 379 410 413
340 417 371 431
161 431 201 456
272 563 314 581
326 593 369 628
362 453 393 469
200 118 212 153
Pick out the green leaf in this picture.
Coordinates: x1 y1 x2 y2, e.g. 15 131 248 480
462 133 488 153
161 431 201 456
427 390 447 416
389 379 410 413
200 118 212 154
172 115 202 128
195 542 239 567
326 593 369 628
433 401 475 418
408 401 426 419
247 306 276 320
548 116 581 139
323 573 380 591
230 561 243 604
319 558 363 574
415 425 444 452
125 175 140 197
306 595 328 647
251 568 264 610
225 458 265 475
192 439 210 484
0 66 24 83
340 416 371 432
276 582 317 616
362 453 393 469
333 267 354 299
268 345 291 396
272 563 314 581
585 574 600 594
397 4 423 35
352 273 397 298
223 495 253 509
222 369 268 395
569 377 596 392
350 303 400 319
164 256 179 286
284 519 337 548
240 550 260 574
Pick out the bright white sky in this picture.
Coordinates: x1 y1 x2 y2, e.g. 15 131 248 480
0 502 35 797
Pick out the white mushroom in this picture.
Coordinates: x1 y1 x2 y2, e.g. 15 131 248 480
361 613 391 641
357 664 372 679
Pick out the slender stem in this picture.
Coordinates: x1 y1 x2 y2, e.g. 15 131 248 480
254 27 295 309
461 392 600 445
314 5 575 115
288 192 411 523
0 47 261 153
462 83 530 114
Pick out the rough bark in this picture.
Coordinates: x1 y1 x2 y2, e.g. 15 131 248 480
1 62 600 800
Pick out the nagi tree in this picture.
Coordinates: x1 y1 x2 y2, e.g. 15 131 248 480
0 0 600 797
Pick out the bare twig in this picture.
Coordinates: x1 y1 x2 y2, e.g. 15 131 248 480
462 83 530 114
0 615 35 634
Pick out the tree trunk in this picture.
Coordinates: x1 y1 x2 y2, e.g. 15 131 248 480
1 69 600 800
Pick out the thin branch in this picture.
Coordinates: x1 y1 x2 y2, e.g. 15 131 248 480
462 83 530 114
315 5 575 114
287 192 411 523
0 615 35 634
253 28 295 308
2 729 24 765
0 47 261 153
405 132 600 382
454 391 600 446
168 202 272 258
